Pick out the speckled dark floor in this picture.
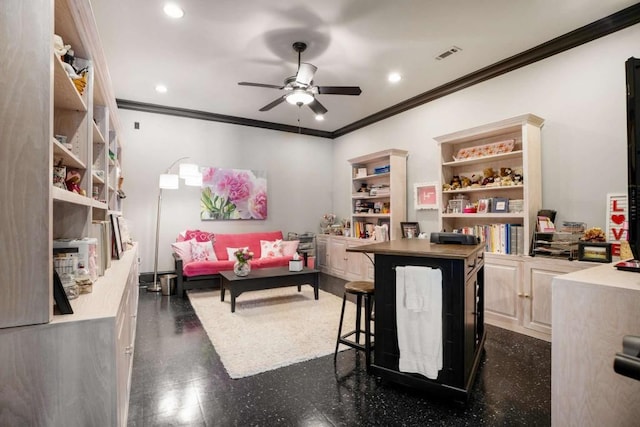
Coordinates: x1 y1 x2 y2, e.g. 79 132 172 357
127 277 551 426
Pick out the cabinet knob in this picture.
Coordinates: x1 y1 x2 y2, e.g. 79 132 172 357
524 293 530 299
124 346 133 355
518 292 524 297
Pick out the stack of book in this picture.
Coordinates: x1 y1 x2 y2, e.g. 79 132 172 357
454 223 525 255
90 220 112 276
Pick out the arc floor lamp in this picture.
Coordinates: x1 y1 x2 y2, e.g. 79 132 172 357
148 157 202 292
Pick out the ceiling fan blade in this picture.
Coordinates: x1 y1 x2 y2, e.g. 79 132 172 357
308 98 328 115
238 82 283 90
295 63 317 86
317 86 362 95
259 96 286 112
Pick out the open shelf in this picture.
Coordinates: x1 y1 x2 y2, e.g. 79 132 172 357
53 55 87 112
52 137 86 169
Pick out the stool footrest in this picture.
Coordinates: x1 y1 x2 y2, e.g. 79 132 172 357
338 330 375 352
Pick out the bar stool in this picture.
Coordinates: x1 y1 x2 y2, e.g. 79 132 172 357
334 280 375 369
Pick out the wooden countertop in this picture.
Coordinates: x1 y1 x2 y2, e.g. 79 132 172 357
346 239 483 260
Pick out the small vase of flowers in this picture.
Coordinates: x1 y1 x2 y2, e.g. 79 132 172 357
233 248 254 276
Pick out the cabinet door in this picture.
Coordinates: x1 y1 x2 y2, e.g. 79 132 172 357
483 256 522 328
329 239 347 276
316 237 329 272
523 259 589 335
116 286 132 426
345 247 364 280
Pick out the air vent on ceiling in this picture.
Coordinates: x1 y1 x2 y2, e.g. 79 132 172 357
436 46 462 61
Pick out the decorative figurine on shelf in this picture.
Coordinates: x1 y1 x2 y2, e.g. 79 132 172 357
320 213 336 234
482 167 497 186
53 34 71 58
470 174 482 188
65 169 85 196
450 175 461 190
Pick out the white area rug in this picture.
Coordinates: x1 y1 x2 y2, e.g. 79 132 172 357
188 287 358 379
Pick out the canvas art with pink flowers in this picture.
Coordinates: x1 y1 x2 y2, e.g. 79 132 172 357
200 167 267 220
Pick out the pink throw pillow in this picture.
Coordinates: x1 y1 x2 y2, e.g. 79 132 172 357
171 239 194 263
281 240 300 256
260 239 283 259
184 229 215 243
190 240 217 262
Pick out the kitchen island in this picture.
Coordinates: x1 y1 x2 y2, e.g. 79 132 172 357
348 239 485 400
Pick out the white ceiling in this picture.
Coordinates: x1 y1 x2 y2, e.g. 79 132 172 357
90 0 637 133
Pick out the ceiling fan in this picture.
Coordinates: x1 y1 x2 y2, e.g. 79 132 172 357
238 42 362 116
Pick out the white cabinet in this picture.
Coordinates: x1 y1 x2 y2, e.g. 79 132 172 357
329 237 348 277
316 235 374 281
435 114 544 256
522 257 589 337
484 254 523 328
349 149 408 241
484 254 591 341
0 245 139 426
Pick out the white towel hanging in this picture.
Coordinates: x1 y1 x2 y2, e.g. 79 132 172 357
395 266 443 379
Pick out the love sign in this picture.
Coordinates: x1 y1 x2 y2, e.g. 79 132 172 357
606 193 628 256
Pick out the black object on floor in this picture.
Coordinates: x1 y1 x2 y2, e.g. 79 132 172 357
128 282 551 426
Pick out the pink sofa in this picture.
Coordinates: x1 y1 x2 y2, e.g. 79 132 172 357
172 230 299 296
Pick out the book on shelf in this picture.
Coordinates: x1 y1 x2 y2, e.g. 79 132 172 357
453 223 524 255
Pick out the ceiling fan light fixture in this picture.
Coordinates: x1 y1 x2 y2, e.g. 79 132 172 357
285 90 314 105
315 114 325 121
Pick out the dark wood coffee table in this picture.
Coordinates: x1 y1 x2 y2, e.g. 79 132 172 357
219 266 319 312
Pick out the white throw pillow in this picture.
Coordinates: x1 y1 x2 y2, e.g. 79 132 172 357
226 246 249 261
171 239 195 263
190 240 217 262
281 240 300 256
260 239 283 258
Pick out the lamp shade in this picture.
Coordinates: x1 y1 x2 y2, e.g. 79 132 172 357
184 173 203 187
285 89 314 105
179 163 200 178
159 173 179 189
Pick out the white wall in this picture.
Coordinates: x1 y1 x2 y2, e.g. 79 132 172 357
118 110 333 272
334 23 640 235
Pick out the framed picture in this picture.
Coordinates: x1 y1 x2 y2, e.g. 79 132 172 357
401 222 420 239
53 268 73 315
477 198 491 214
578 241 612 263
378 218 391 239
414 182 439 210
110 213 123 259
491 197 509 213
201 167 268 220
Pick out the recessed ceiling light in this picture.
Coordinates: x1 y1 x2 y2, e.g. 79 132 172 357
315 114 325 121
163 3 184 19
388 72 402 83
155 84 168 93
